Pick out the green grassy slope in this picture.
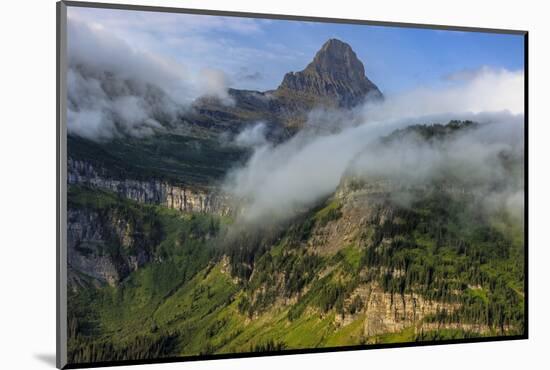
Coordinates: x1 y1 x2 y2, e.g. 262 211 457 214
68 133 248 187
67 185 524 365
67 121 524 365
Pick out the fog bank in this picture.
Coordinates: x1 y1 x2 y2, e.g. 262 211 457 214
67 16 232 140
223 67 524 225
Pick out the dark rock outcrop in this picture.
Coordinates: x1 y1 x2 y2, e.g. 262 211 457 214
192 38 383 129
67 208 152 287
68 158 233 216
276 39 383 108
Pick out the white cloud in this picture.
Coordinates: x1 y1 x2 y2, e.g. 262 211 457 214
66 16 232 140
67 7 304 91
360 66 524 124
234 123 269 147
224 67 525 225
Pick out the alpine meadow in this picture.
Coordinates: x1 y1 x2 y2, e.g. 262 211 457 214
64 6 526 366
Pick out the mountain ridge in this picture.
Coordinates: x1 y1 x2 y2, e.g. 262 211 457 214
276 39 383 108
194 38 383 129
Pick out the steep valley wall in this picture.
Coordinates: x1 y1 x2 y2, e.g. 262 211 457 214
68 158 232 216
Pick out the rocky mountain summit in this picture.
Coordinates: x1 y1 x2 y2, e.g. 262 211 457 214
276 39 383 108
194 38 383 129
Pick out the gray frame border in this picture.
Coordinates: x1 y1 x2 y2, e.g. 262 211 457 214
56 1 68 369
61 0 527 34
56 1 528 369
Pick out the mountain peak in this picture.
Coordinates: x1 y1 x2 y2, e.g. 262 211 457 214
277 38 382 108
311 38 359 72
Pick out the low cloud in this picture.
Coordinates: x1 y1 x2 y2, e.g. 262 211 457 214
67 16 232 140
233 123 269 148
360 67 524 123
200 68 234 105
223 67 524 226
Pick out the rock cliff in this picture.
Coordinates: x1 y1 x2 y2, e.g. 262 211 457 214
67 208 151 287
68 157 232 216
275 39 383 108
192 38 383 129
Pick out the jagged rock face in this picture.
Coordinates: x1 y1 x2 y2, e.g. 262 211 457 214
276 39 383 108
67 157 233 288
359 284 459 337
308 175 479 257
68 158 232 216
67 208 150 287
192 38 383 128
300 178 471 336
332 283 461 338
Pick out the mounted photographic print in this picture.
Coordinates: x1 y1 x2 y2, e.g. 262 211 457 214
56 1 528 368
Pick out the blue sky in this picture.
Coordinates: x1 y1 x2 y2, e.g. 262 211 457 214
68 6 524 95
